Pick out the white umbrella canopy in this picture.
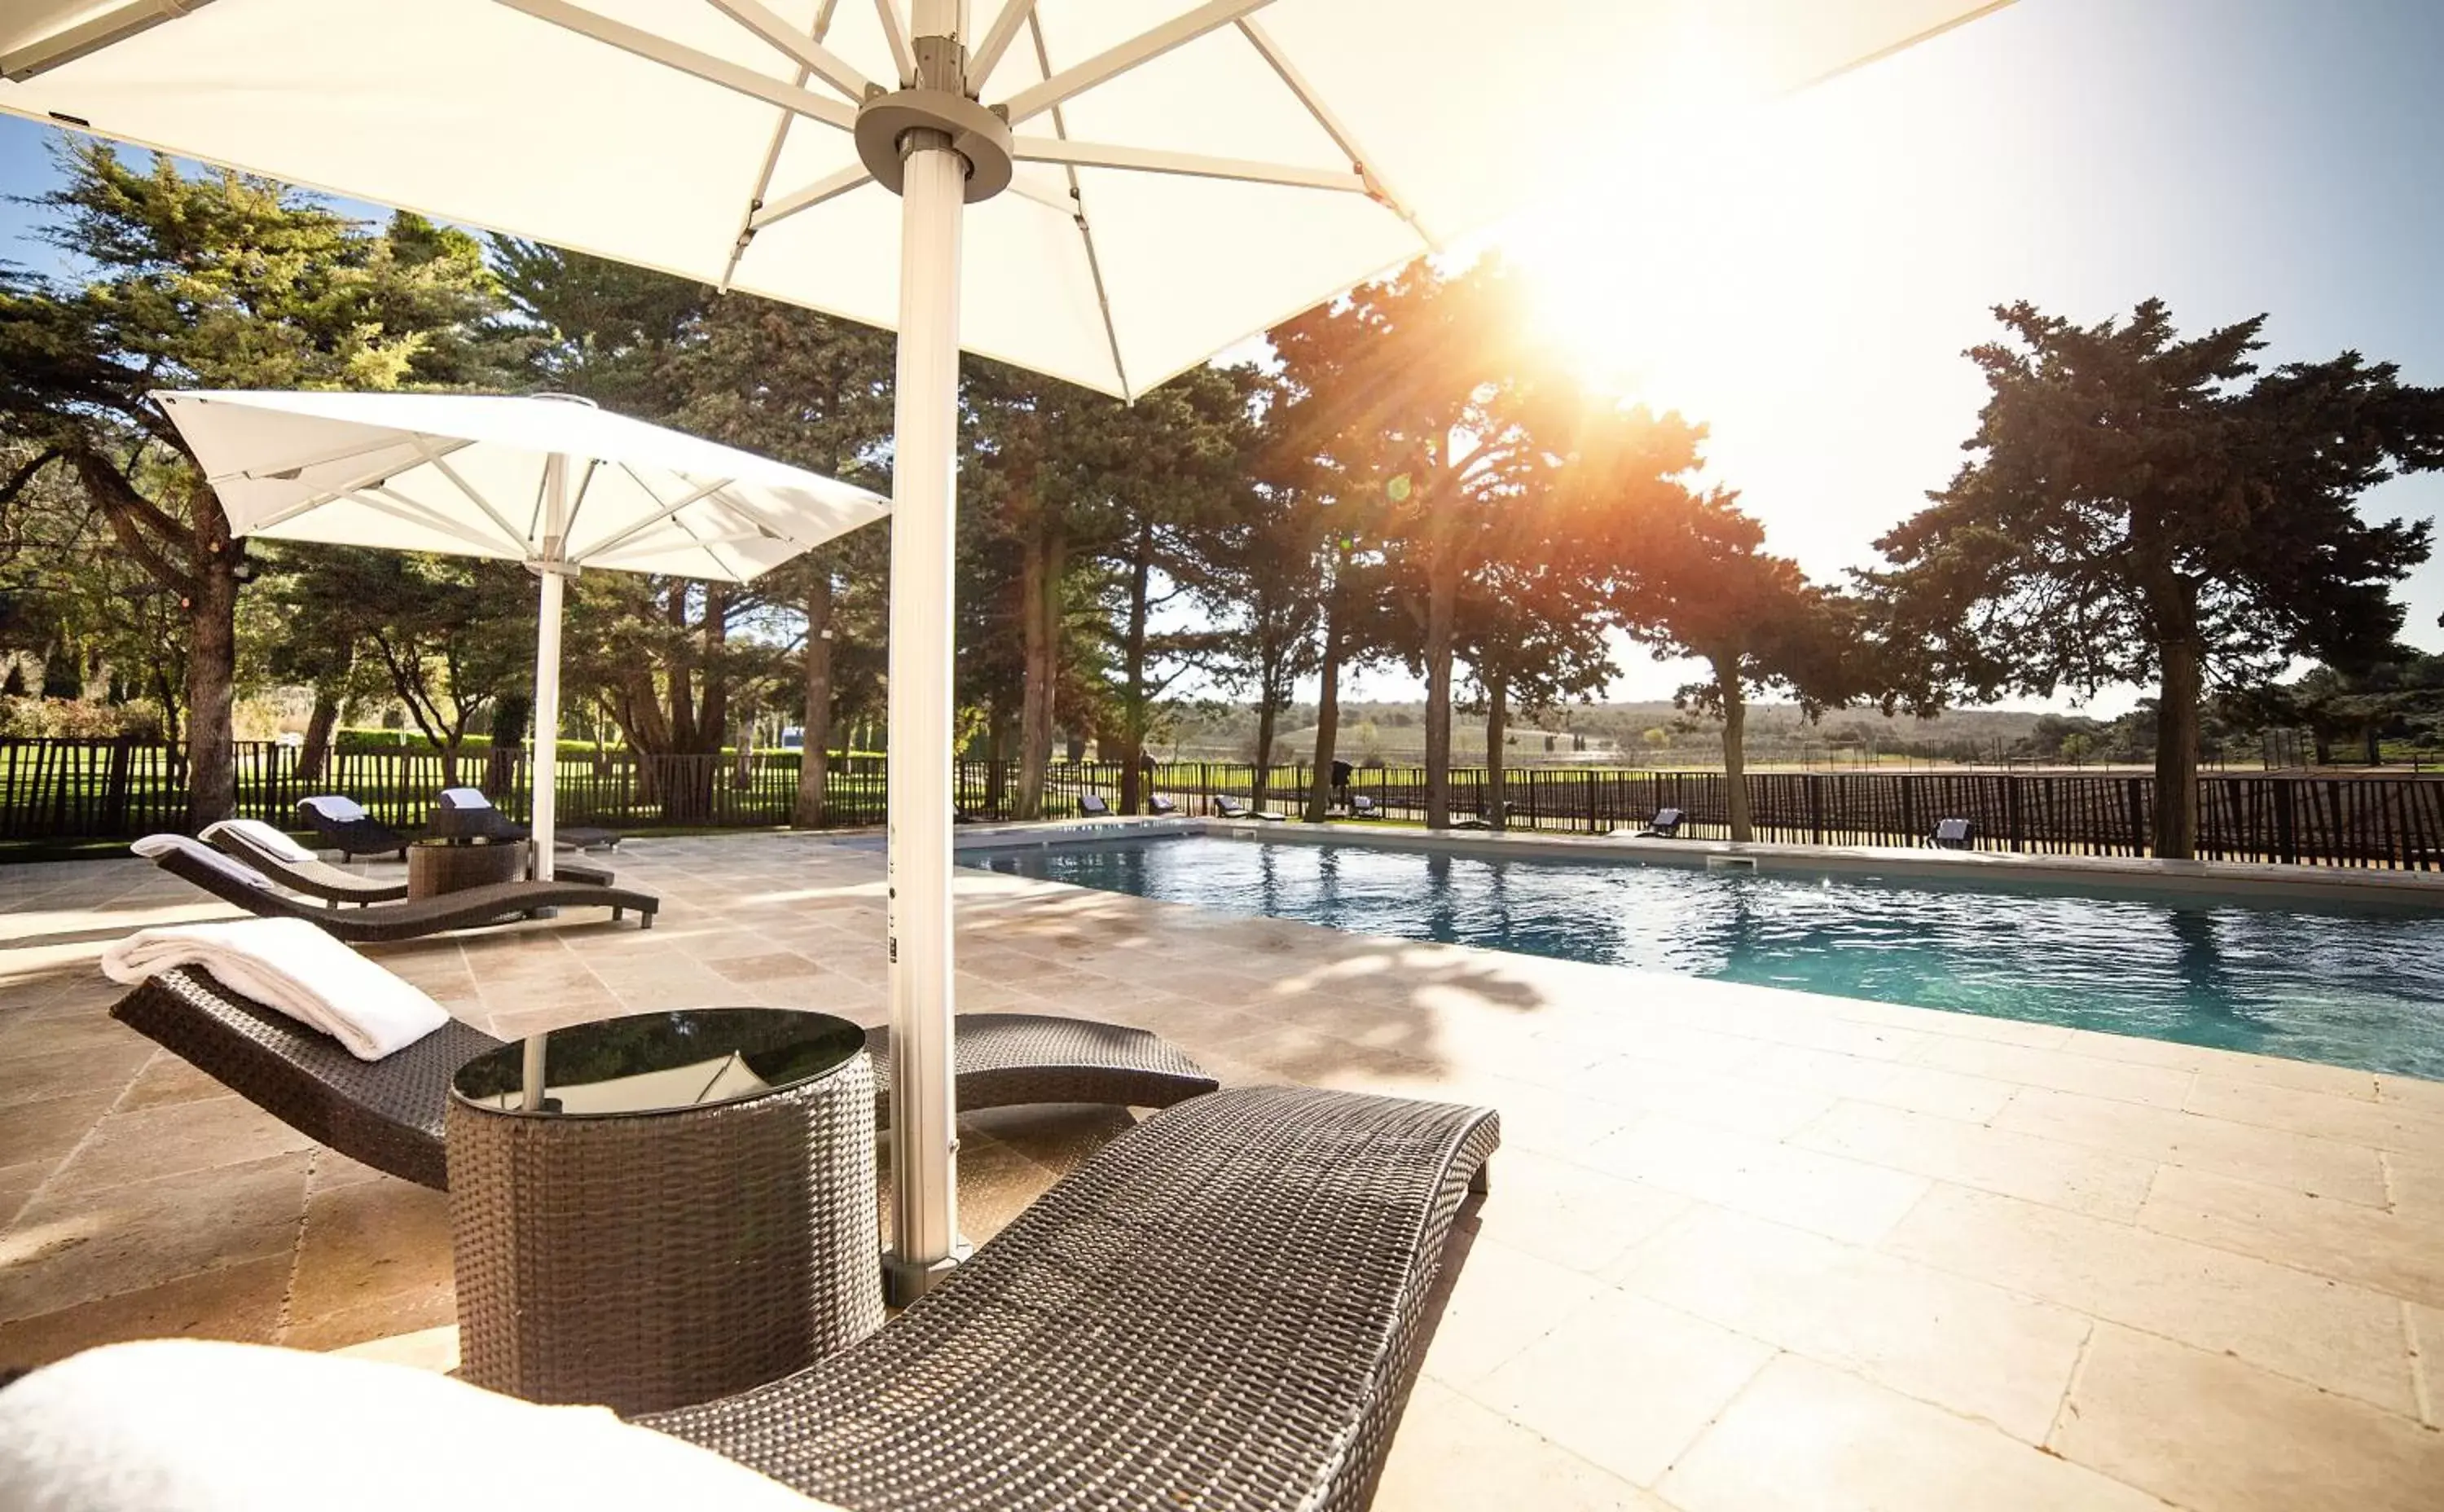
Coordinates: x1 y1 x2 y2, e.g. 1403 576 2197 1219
156 388 890 875
6 0 2011 1300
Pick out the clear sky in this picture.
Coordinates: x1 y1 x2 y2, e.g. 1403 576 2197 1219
4 0 2442 714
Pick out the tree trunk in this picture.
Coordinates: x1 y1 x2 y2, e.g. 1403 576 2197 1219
1016 521 1064 820
297 690 341 783
1484 674 1509 831
1304 569 1346 824
1117 524 1153 814
1422 548 1458 829
983 698 1012 819
2154 638 2203 859
793 571 834 828
1717 657 1752 843
1251 687 1279 811
2365 723 2383 767
183 551 240 829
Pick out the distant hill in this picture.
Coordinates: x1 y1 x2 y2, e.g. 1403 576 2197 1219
1154 698 2061 767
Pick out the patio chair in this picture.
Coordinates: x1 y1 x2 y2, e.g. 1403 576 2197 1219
2 1087 1496 1512
1076 793 1114 818
297 794 415 860
1149 793 1177 815
1929 816 1975 849
200 820 407 907
1213 793 1286 822
433 786 624 852
108 965 1222 1192
1634 807 1685 838
640 1086 1499 1511
134 835 658 941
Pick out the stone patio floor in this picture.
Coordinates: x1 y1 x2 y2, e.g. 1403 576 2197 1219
3 829 2442 1510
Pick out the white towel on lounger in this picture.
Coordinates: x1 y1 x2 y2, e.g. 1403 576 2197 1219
100 917 448 1060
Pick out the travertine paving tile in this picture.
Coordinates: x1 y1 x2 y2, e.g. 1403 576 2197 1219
1883 1183 2419 1416
1993 1086 2389 1206
1418 1232 1607 1387
0 1253 292 1369
0 1088 120 1167
2052 1322 2444 1512
1470 1148 1691 1277
0 1041 151 1106
1659 1352 2169 1512
46 1092 314 1194
0 1152 310 1321
1909 1035 2196 1109
1791 1099 2160 1222
2185 1073 2444 1154
1613 1203 2091 1443
2138 1163 2444 1308
1374 1378 1669 1512
1572 1054 1840 1141
1585 1114 1932 1246
1470 1288 1774 1488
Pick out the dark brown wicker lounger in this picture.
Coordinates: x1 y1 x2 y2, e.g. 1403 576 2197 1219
109 969 1221 1192
142 835 657 940
639 1085 1500 1512
201 820 408 906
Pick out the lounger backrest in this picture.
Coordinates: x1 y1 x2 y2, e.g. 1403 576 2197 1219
1654 808 1683 828
201 819 316 865
1079 793 1110 816
436 787 494 812
1149 795 1176 815
1934 817 1972 842
1353 795 1377 812
299 795 368 825
134 834 275 891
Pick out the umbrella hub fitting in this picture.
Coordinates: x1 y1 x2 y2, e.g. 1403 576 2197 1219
855 87 1012 204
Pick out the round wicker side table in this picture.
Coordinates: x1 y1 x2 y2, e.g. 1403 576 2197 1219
406 838 522 900
446 1008 882 1416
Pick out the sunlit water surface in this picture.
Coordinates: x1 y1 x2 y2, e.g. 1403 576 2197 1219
978 835 2444 1079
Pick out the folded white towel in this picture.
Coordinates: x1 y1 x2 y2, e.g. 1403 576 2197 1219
100 917 448 1061
0 1339 836 1512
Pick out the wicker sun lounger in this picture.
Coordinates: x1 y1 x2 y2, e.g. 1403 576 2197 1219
639 1085 1500 1512
297 794 417 859
434 787 623 851
109 968 1223 1192
201 819 408 907
138 835 657 940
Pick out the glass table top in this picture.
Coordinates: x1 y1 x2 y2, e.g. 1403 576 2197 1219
451 1008 865 1119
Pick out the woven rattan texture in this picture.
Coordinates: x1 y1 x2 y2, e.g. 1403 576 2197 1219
112 968 503 1189
447 1051 885 1415
155 845 657 940
642 1085 1499 1512
864 1013 1219 1118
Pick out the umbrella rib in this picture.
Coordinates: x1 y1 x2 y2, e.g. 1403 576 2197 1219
697 486 829 552
497 0 856 134
1 0 218 81
416 446 539 555
576 466 740 563
966 0 1035 97
705 0 874 103
872 0 914 87
996 0 1274 128
352 487 525 556
244 437 480 533
746 165 873 233
206 429 410 487
719 0 839 288
1010 137 1364 195
1235 16 1433 248
1027 10 1131 401
561 458 604 547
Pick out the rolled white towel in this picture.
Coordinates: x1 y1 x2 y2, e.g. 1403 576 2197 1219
100 917 448 1061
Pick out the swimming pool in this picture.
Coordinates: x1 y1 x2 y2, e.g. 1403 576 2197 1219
976 833 2444 1079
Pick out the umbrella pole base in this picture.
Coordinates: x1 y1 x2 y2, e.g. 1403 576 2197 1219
883 1238 972 1308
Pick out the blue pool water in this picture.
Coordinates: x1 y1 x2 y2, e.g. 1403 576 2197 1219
977 835 2444 1079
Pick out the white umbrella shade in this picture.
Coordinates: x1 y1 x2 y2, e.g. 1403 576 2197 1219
156 389 890 874
7 0 2010 1299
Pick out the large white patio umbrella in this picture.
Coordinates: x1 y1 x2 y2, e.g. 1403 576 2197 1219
154 389 889 877
3 0 2010 1299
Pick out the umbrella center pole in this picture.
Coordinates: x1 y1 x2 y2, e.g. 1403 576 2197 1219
529 459 569 886
880 2 988 1307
